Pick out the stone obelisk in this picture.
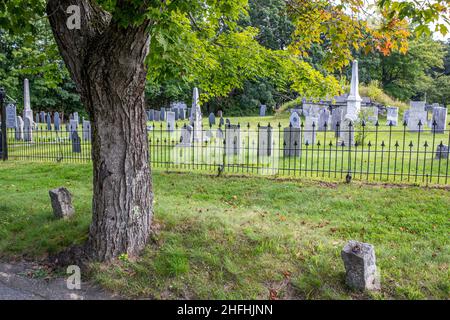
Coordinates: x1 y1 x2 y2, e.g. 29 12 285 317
190 87 204 143
23 78 33 122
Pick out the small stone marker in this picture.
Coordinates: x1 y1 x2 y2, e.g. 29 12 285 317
341 240 380 291
209 113 216 126
435 145 449 159
259 105 267 117
6 104 17 129
49 187 75 219
289 112 301 129
54 112 60 131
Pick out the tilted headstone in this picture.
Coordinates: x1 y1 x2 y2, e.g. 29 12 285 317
341 240 380 291
5 104 17 129
209 113 216 126
283 127 302 157
49 187 75 219
303 116 318 145
82 120 91 141
259 105 267 117
435 144 449 159
15 116 24 140
431 107 447 134
289 112 301 129
258 126 272 157
386 107 399 126
54 112 61 131
166 111 176 132
23 116 33 142
225 125 241 156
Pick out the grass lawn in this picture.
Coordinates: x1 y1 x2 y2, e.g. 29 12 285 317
0 161 448 300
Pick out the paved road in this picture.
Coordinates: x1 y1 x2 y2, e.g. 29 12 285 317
0 262 118 300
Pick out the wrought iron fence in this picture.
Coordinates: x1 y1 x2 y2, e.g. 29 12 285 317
3 120 450 184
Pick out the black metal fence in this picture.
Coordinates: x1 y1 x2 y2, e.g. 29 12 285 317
3 120 450 185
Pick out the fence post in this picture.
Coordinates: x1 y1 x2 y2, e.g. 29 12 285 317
0 87 8 161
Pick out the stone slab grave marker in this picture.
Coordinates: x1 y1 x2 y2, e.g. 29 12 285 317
179 109 186 120
73 112 79 124
35 113 39 124
435 144 449 159
366 106 378 125
160 107 166 121
148 109 154 121
341 240 380 291
69 119 78 140
15 116 24 140
217 110 223 118
331 107 344 135
386 107 399 126
216 128 224 140
283 127 302 157
166 111 176 132
289 111 301 129
46 113 52 131
23 116 33 142
82 120 91 141
174 108 179 121
154 110 161 122
318 108 330 131
209 113 216 126
54 112 60 131
303 116 318 145
6 104 17 129
260 105 267 117
407 101 427 131
49 187 75 219
40 111 46 123
431 107 447 134
258 126 272 157
403 109 410 124
219 117 225 126
72 130 81 153
178 124 193 147
225 125 241 156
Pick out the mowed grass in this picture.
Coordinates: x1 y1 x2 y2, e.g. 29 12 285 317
0 161 448 300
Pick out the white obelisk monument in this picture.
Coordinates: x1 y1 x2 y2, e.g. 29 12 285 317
23 78 33 122
191 87 205 143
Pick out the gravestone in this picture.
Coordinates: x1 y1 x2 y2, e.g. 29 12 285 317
82 120 91 141
205 130 213 139
49 187 75 219
69 119 78 140
73 112 79 124
154 110 161 122
209 113 216 126
303 116 318 145
179 109 186 120
54 112 61 131
225 118 231 126
283 127 302 157
23 116 33 142
435 144 449 159
339 118 355 146
291 108 302 116
15 116 24 140
225 125 241 156
318 108 330 131
160 108 166 121
216 128 224 140
431 107 447 134
40 111 46 123
258 126 272 157
166 111 176 132
217 110 223 118
407 101 427 131
366 106 378 125
386 107 399 126
219 117 225 126
187 108 192 119
289 111 301 129
148 109 154 121
341 240 380 291
35 113 39 124
331 107 344 134
178 125 193 147
174 108 179 121
259 105 267 117
6 104 17 129
403 110 410 124
46 113 52 131
72 131 81 153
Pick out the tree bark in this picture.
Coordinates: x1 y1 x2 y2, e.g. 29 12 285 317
47 0 153 261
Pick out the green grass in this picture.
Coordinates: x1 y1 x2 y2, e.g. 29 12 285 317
0 161 448 300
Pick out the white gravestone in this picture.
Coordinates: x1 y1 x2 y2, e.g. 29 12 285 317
15 116 24 140
386 107 399 126
289 111 301 129
6 104 17 129
407 101 427 131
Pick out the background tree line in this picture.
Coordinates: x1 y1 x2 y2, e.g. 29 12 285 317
1 0 448 117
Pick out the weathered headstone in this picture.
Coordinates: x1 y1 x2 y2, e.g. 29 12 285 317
15 116 24 140
318 108 330 131
289 112 301 129
341 240 380 291
407 101 427 131
174 108 179 121
40 111 46 123
366 106 378 125
73 112 79 124
35 113 39 124
160 107 166 121
386 107 399 126
154 110 161 122
435 144 449 159
216 128 224 140
82 120 91 141
258 126 272 157
303 116 318 145
148 109 154 121
54 112 61 131
259 105 267 117
179 109 186 120
23 116 33 142
69 119 78 140
219 117 225 126
72 131 81 153
283 127 301 157
217 110 223 118
225 125 241 156
209 113 216 126
46 113 52 131
166 111 176 132
431 107 447 134
178 125 193 147
331 107 344 133
339 118 355 146
6 104 17 129
49 187 75 219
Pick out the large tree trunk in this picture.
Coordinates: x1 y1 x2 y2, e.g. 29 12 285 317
47 0 153 261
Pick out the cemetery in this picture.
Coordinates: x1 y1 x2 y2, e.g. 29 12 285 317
0 0 449 304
